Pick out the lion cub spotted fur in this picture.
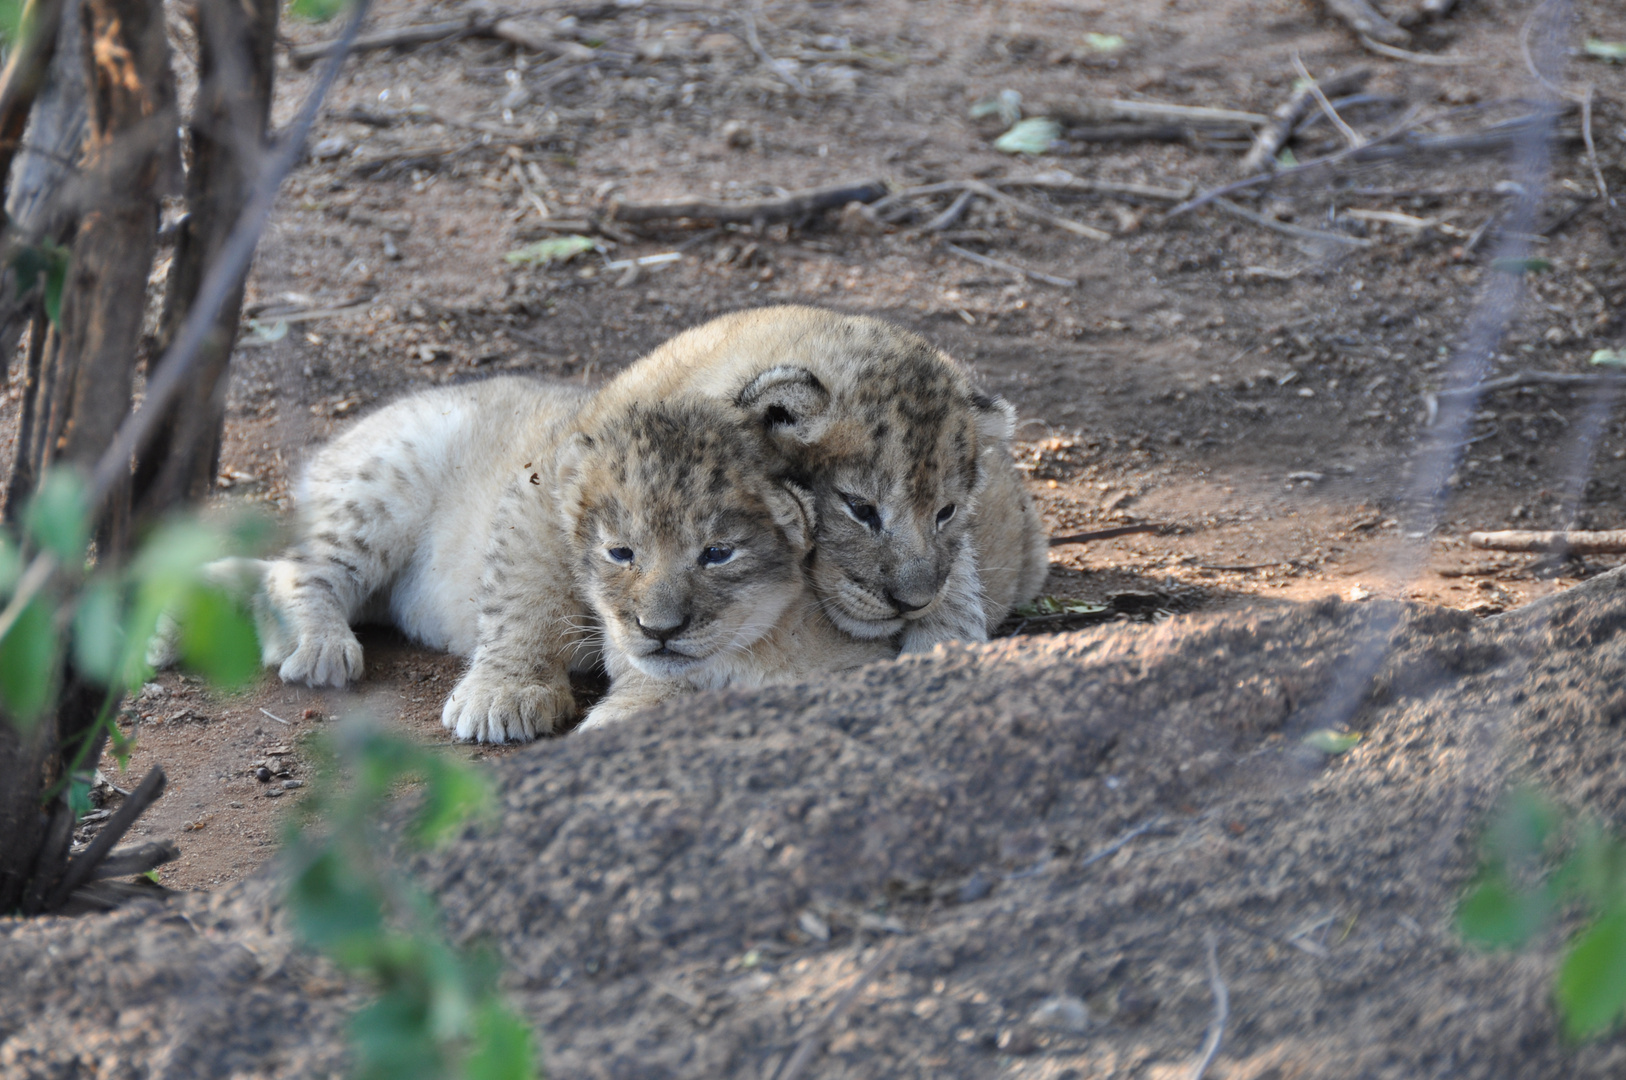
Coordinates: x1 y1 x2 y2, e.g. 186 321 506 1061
248 376 887 740
595 306 1050 652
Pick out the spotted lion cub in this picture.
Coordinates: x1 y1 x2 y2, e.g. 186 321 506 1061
243 376 886 740
596 306 1050 653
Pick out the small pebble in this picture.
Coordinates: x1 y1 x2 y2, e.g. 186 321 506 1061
282 779 304 790
264 787 284 798
957 870 994 904
255 766 271 783
996 1024 1040 1055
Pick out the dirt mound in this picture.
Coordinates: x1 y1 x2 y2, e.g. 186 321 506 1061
8 582 1626 1077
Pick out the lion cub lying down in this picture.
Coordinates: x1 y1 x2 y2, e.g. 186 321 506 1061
245 377 889 739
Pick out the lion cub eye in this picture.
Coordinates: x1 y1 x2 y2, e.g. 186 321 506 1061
936 504 957 527
840 492 883 531
698 545 736 567
606 546 635 564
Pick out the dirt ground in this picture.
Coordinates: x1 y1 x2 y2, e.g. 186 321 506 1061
4 0 1626 1074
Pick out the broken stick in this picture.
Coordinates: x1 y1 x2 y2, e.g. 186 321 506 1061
1240 67 1371 174
1049 524 1166 546
1468 530 1626 556
607 179 888 226
291 17 593 68
1323 0 1409 45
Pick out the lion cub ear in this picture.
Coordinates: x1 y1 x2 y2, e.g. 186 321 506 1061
735 366 831 446
762 479 818 554
971 392 1017 444
552 432 595 520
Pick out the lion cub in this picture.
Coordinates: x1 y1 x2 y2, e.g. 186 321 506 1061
594 306 1050 653
249 376 887 740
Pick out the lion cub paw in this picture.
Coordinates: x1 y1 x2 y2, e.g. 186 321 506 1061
278 626 365 687
441 670 574 743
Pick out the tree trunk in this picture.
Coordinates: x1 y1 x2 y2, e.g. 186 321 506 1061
134 0 278 517
0 0 175 915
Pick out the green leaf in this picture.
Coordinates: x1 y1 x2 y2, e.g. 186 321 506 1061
411 758 493 848
290 0 348 22
1557 908 1626 1037
1457 875 1549 947
1276 147 1298 168
9 241 70 325
503 235 595 267
67 773 92 820
1583 38 1626 62
1490 256 1552 275
1590 349 1626 368
246 319 289 344
1083 32 1125 52
1567 821 1626 914
465 1002 538 1080
1487 787 1560 865
1303 729 1362 754
288 845 387 956
176 586 260 688
994 118 1061 156
349 989 445 1080
72 577 125 684
0 0 26 48
24 469 89 562
0 595 59 725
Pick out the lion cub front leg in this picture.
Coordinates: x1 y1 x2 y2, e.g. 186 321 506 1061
441 478 589 743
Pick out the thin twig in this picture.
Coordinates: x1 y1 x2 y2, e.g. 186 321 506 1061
775 944 896 1080
1213 197 1373 248
1324 0 1409 45
1291 52 1364 149
967 180 1113 241
290 15 592 67
1239 67 1370 174
920 187 975 232
1079 817 1166 869
1169 105 1427 217
1358 34 1478 65
260 707 290 725
1434 370 1622 400
1189 932 1229 1080
43 766 166 910
1049 523 1166 546
942 243 1076 288
608 179 887 225
0 0 372 649
737 6 806 95
1468 530 1626 555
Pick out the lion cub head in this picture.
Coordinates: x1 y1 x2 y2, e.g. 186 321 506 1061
731 314 1015 640
557 398 815 678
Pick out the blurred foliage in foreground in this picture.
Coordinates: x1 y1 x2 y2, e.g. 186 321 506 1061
284 722 541 1080
1458 787 1626 1039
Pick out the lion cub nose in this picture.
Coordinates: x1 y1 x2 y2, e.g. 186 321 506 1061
885 590 932 615
636 613 692 643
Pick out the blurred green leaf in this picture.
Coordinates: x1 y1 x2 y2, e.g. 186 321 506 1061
1487 786 1560 866
412 758 493 848
1583 38 1626 62
1458 875 1549 947
0 595 58 725
67 773 92 820
994 117 1061 155
0 533 21 595
1083 32 1125 52
176 586 260 688
1276 147 1298 168
350 987 445 1080
246 318 289 344
288 845 387 955
1490 256 1552 275
1589 349 1626 368
9 241 69 325
25 469 89 562
1303 729 1362 754
1558 909 1626 1037
503 235 595 267
465 1002 538 1080
290 0 348 22
1567 821 1626 913
72 577 124 684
